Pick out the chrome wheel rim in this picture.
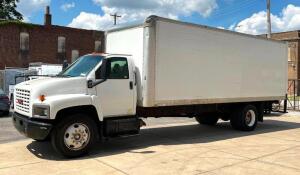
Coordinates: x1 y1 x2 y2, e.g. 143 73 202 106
245 110 256 127
64 123 90 151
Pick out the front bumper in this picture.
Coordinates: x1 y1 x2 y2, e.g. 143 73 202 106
12 112 53 140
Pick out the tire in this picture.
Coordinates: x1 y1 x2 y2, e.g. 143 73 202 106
51 114 98 158
3 111 9 116
195 114 219 125
230 105 258 131
34 136 50 142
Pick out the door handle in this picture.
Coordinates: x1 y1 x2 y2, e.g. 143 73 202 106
129 81 133 90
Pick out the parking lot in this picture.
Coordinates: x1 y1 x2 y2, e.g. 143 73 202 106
0 113 300 175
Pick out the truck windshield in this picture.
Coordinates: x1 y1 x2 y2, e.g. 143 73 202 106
59 55 103 77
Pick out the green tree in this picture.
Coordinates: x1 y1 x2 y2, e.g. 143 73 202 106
0 0 23 20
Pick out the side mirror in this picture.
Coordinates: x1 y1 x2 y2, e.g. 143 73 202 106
89 59 108 88
87 80 93 88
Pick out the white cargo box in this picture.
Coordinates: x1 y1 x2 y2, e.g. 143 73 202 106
106 16 287 107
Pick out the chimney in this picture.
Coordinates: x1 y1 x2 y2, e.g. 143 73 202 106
44 6 52 26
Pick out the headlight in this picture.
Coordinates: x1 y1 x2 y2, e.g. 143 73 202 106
33 105 50 119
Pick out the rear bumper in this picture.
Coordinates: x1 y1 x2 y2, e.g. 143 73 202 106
12 112 53 140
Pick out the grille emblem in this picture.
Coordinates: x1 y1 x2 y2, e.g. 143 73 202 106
16 99 24 105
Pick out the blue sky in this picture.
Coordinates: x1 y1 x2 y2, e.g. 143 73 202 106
16 0 300 35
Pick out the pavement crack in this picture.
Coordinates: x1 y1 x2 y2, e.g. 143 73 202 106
94 159 130 175
0 161 43 170
256 159 300 171
197 145 300 174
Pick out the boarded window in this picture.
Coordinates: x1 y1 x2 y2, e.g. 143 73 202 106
58 36 66 53
71 50 79 62
95 40 102 52
20 32 29 51
288 47 292 62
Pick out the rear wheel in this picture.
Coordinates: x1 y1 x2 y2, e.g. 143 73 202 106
51 114 98 157
230 105 258 131
195 114 219 125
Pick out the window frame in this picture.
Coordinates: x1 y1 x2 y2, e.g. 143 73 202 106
96 57 129 80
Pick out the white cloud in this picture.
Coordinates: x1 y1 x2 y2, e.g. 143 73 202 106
17 0 51 21
228 23 236 31
217 26 225 29
234 4 300 35
61 2 75 12
69 0 218 30
69 12 114 30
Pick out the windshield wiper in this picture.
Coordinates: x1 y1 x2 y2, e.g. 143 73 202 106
56 74 73 78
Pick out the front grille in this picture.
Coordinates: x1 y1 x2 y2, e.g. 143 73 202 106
15 88 30 114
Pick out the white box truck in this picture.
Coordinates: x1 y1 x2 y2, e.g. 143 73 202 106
12 16 287 157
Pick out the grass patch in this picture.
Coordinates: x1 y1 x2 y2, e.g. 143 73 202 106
0 20 35 29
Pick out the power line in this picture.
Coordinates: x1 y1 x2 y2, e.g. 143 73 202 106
210 0 262 19
214 0 259 14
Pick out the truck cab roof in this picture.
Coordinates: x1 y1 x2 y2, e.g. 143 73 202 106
88 53 132 57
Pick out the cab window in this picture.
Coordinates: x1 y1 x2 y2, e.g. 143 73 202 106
107 57 129 79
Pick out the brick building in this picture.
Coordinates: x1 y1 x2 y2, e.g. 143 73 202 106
262 31 300 94
0 6 104 69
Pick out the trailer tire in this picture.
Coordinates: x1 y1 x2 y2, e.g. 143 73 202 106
195 115 219 125
51 114 98 158
230 105 258 131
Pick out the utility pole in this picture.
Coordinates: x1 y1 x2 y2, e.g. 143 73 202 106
267 0 272 38
110 13 121 25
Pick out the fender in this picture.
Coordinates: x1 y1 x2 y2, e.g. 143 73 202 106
34 94 103 120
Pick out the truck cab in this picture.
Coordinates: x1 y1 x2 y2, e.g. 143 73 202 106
13 53 141 157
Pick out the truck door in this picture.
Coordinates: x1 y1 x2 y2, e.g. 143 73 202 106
95 57 135 117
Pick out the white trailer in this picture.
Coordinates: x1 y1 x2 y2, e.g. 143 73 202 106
13 16 287 157
106 16 287 107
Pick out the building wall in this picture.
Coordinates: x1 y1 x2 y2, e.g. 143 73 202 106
268 31 300 94
0 23 104 69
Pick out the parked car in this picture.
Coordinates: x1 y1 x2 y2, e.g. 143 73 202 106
0 88 10 116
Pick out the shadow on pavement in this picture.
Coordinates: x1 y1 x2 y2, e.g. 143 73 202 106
264 112 286 117
26 119 300 161
0 112 11 118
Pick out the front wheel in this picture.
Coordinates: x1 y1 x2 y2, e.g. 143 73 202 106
230 105 258 131
51 114 98 157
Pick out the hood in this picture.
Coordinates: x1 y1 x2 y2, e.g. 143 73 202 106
15 77 87 97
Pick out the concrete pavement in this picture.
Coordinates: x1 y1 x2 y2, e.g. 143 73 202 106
0 113 300 175
0 114 26 144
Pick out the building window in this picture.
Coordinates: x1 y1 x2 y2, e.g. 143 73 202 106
71 50 79 62
288 47 291 62
20 32 29 51
95 40 101 52
58 36 66 53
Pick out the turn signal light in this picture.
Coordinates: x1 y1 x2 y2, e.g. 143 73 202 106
39 95 46 102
